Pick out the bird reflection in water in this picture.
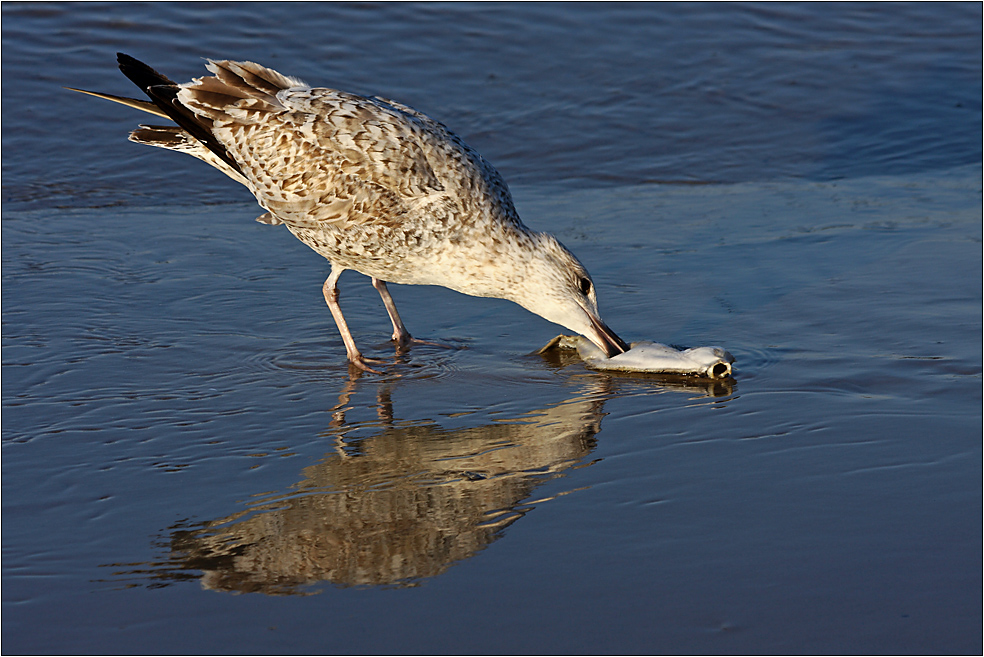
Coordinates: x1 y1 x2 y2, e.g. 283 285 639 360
106 372 732 594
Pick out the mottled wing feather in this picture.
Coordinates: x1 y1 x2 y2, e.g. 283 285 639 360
173 59 522 232
174 61 451 231
370 94 521 225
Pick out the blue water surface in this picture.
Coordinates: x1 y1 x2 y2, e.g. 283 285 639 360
3 3 981 654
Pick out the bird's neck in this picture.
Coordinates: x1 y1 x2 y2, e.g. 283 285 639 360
429 224 540 301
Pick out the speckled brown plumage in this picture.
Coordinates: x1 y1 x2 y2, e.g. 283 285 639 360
73 53 629 371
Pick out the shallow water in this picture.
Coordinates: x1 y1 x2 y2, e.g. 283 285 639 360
3 3 982 654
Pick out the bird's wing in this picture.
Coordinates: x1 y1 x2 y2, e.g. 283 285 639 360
109 55 522 231
175 60 461 230
368 94 521 225
65 87 171 118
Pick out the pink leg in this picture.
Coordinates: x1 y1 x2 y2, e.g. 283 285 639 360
371 277 454 351
371 278 413 347
323 267 382 373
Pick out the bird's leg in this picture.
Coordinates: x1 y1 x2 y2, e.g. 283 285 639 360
371 277 451 350
323 267 383 373
371 277 413 347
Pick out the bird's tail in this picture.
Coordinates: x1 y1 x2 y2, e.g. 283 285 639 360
68 54 247 178
66 94 246 184
116 53 245 176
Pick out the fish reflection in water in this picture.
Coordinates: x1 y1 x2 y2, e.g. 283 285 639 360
108 375 732 593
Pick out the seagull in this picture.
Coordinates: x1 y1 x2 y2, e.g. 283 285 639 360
71 53 629 372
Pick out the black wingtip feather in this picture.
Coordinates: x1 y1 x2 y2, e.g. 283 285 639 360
117 53 178 89
116 53 244 177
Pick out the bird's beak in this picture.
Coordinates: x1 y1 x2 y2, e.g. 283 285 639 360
588 314 630 357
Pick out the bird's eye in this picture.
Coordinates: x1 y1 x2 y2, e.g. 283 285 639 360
578 277 592 296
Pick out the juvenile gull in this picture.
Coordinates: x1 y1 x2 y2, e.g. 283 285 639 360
72 54 629 371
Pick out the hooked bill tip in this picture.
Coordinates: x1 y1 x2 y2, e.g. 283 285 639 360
589 315 629 357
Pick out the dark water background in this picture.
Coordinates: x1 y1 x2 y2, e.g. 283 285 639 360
3 2 981 654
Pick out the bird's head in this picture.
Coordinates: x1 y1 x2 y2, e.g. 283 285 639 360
508 233 629 357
